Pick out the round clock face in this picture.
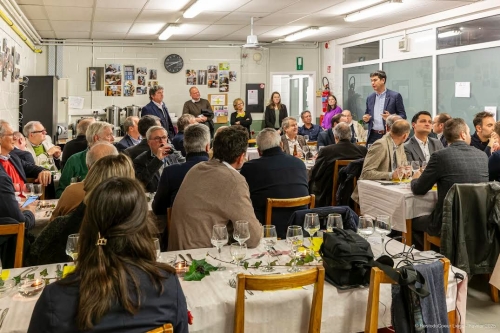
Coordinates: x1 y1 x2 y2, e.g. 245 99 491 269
164 54 184 74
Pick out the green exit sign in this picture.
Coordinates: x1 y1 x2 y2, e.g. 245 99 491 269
296 57 303 70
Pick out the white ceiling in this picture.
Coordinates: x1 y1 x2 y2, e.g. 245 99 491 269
14 0 483 43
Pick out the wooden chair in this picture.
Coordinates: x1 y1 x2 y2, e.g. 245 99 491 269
365 258 452 333
357 142 367 146
146 323 173 333
331 160 354 206
307 141 317 146
0 223 25 268
26 177 45 200
234 266 325 333
265 194 315 226
424 232 441 251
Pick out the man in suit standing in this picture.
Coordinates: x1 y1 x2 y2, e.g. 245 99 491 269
363 70 406 145
310 123 367 207
182 87 214 138
317 113 347 148
432 113 451 147
241 128 309 238
404 111 444 164
412 118 488 237
141 85 176 139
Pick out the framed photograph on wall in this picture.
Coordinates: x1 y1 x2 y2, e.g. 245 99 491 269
124 65 135 80
208 94 227 106
87 67 104 91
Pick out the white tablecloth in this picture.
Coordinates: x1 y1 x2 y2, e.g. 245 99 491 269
0 237 466 333
357 180 438 233
246 147 260 161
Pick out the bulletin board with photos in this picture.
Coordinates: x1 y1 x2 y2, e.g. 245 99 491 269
1 37 21 83
96 63 159 97
209 93 229 124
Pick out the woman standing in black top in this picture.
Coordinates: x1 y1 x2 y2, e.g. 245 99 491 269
264 91 288 134
230 98 252 134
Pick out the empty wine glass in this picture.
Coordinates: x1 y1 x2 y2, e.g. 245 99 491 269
286 225 304 273
230 242 247 268
309 145 318 160
326 213 343 232
13 183 21 201
403 161 412 183
261 225 278 272
304 135 309 143
375 215 392 255
302 145 310 162
33 184 42 197
233 220 250 245
22 183 34 198
153 238 161 261
211 225 228 259
411 161 420 179
421 160 428 171
303 213 320 245
358 216 374 240
65 233 79 261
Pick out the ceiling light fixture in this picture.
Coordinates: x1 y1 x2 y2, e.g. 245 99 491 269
158 25 179 40
437 30 462 39
344 0 403 22
183 0 208 19
283 27 320 42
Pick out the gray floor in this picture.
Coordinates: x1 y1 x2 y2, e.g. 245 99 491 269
464 276 500 332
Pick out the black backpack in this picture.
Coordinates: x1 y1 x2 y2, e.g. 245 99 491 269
319 228 374 289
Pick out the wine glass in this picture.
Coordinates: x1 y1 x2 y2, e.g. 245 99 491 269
309 145 318 160
358 216 374 240
211 225 228 259
421 160 428 171
326 213 343 232
403 161 412 183
230 242 247 268
303 213 320 245
396 164 405 185
65 233 79 261
33 184 42 197
153 238 161 261
411 161 420 179
286 226 304 273
375 215 392 255
302 145 310 162
304 135 309 143
13 183 21 201
22 183 34 198
261 225 278 272
233 220 250 245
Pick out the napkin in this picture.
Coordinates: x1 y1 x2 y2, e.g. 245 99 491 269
1 270 9 280
62 265 76 278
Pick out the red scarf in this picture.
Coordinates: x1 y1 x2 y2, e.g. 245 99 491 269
0 159 25 187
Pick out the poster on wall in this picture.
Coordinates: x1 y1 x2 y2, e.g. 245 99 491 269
229 71 237 82
137 67 147 75
124 81 135 97
105 74 121 85
87 67 104 91
136 86 146 95
208 65 217 73
148 81 159 87
105 85 122 96
208 73 218 88
105 64 121 74
219 62 229 70
124 65 135 80
186 69 196 85
2 39 6 52
149 69 157 80
198 70 207 85
219 70 229 92
138 75 146 86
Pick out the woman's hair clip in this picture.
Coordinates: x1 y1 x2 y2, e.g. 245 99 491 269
96 232 107 246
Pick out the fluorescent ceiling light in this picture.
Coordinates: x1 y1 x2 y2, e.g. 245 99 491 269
437 30 461 39
344 0 403 22
284 27 320 42
159 25 179 40
183 0 209 19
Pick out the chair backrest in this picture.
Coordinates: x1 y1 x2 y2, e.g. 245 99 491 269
265 194 315 226
364 258 450 333
0 223 25 268
332 160 354 206
307 141 317 146
26 177 45 200
146 323 173 333
356 142 367 146
234 266 325 333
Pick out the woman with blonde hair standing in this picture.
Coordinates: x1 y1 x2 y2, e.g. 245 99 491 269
264 91 288 133
230 98 252 134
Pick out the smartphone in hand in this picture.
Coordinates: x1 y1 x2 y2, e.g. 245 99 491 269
22 195 39 208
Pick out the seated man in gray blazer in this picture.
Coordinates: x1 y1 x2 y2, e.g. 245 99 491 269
404 111 443 164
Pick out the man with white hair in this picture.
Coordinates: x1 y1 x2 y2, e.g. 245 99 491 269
51 142 119 220
240 128 309 238
183 87 214 137
309 122 367 207
280 117 306 156
133 126 181 193
23 121 62 168
10 131 35 164
117 116 141 149
61 117 95 169
341 110 367 143
56 121 115 198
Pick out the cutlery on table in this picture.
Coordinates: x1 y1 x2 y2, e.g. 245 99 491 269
0 308 9 329
186 253 195 262
178 254 189 263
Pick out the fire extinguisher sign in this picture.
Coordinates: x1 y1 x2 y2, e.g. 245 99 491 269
327 66 331 73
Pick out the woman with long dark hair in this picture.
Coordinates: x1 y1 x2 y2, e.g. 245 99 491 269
264 91 288 133
28 177 188 333
321 94 343 129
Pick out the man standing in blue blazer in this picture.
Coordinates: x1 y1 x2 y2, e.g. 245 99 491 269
362 70 406 145
141 85 176 140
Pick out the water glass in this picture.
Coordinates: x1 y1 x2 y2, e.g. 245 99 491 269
375 215 392 255
421 160 428 171
261 225 277 272
286 225 304 273
326 213 343 232
233 220 250 245
309 145 318 159
230 242 247 267
411 161 420 178
153 238 161 261
13 183 21 201
65 233 79 261
302 145 310 161
211 225 228 258
358 216 374 239
23 183 34 197
33 184 42 197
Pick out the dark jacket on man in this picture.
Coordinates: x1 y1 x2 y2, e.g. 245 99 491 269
117 134 138 150
133 150 163 193
470 132 492 157
309 140 367 207
317 129 335 148
404 136 444 164
411 141 489 235
0 167 35 229
61 134 87 170
10 147 35 165
240 147 309 238
141 101 176 139
172 132 185 157
124 139 149 161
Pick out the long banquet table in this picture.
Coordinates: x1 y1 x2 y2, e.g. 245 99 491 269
0 235 466 333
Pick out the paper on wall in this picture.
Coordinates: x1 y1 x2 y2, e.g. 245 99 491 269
485 106 497 121
68 96 84 109
454 82 470 98
248 90 258 105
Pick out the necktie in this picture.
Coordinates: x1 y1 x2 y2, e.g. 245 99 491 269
392 148 398 171
350 125 356 143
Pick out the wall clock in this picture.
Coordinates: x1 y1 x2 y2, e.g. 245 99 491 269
164 54 184 73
